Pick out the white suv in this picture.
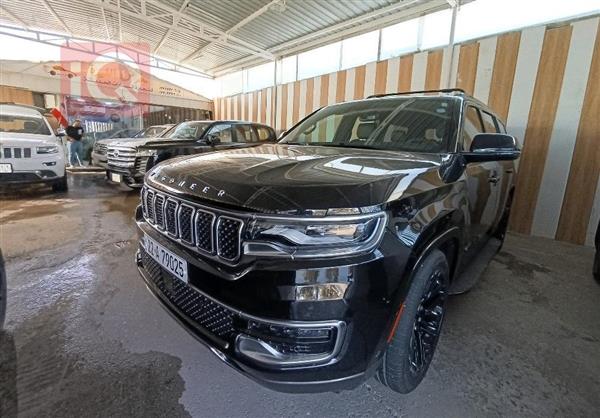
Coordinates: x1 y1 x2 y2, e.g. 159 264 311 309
0 104 67 192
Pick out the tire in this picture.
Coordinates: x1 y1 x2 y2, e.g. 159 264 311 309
378 249 450 393
52 174 68 192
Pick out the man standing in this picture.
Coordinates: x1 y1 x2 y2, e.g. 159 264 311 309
66 119 84 166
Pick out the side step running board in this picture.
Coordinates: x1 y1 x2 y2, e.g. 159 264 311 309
449 237 502 295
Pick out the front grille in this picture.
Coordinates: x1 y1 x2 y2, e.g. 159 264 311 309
94 143 108 155
134 157 150 175
107 146 136 168
154 194 165 229
142 186 243 263
217 217 243 260
1 147 32 159
140 249 237 342
165 199 178 235
178 205 194 245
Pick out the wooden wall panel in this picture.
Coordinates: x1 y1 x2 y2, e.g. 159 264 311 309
488 32 521 121
374 60 388 95
425 50 444 90
305 78 314 115
335 70 347 103
290 81 299 124
398 55 413 92
556 23 600 244
456 42 480 94
510 25 573 234
354 65 366 99
0 86 34 105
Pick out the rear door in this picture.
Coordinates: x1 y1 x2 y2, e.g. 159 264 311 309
461 104 500 250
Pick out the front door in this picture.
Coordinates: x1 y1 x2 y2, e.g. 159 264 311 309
461 105 502 253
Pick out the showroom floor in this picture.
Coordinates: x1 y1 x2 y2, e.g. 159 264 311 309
0 174 599 418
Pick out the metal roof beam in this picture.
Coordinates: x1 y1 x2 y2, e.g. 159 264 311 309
40 0 72 34
209 0 449 75
0 5 29 29
181 0 283 64
153 0 189 53
143 0 273 59
85 0 274 60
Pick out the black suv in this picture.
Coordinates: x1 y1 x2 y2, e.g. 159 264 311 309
107 120 276 187
135 90 519 393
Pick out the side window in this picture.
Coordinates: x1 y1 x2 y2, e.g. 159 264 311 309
255 126 274 141
207 124 232 143
462 105 484 151
295 113 343 144
233 125 258 143
480 111 499 133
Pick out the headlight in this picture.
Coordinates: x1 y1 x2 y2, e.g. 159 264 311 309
36 146 59 154
137 149 156 157
244 212 386 258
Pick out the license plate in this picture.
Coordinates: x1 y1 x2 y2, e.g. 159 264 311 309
110 172 122 183
143 234 188 283
0 163 12 173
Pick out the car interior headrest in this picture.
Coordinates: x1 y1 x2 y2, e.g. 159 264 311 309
356 122 376 139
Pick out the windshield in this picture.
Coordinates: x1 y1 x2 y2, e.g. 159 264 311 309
166 121 211 140
134 125 170 138
280 97 456 153
0 115 51 135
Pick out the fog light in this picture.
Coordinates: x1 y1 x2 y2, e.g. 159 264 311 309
235 319 343 367
296 283 347 301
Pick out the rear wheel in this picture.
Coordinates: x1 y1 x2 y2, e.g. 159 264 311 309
379 249 449 393
52 174 68 192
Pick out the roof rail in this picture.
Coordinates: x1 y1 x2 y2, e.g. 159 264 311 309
367 88 467 99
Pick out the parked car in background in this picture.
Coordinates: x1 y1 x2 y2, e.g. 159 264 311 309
91 124 173 168
0 104 67 192
107 120 275 188
134 90 520 394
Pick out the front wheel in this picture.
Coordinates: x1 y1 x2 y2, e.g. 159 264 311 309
378 249 449 393
52 174 68 192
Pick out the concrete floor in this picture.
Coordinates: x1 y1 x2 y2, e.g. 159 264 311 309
1 174 599 418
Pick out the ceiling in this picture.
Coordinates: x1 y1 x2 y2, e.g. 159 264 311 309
0 0 451 77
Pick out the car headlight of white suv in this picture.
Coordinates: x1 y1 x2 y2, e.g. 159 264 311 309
36 146 59 154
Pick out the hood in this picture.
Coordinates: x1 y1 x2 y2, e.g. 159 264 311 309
146 144 445 213
139 139 198 150
0 132 59 146
106 137 161 148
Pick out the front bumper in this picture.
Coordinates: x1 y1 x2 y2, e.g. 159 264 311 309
0 170 63 184
135 215 412 392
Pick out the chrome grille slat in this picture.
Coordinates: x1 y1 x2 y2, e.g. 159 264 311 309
154 195 165 229
165 198 178 236
141 186 243 263
146 190 155 222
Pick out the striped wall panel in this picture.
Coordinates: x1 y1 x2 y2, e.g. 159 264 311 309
213 16 600 246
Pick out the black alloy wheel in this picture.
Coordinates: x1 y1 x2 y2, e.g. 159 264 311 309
378 249 449 393
408 270 446 375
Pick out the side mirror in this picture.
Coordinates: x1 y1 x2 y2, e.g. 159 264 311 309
463 133 520 163
56 129 66 137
